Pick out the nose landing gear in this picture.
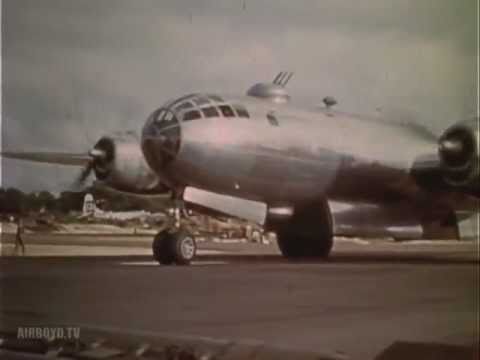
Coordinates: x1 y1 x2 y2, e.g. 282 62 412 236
152 202 197 265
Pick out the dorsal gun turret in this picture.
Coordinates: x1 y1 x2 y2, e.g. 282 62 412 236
247 72 293 103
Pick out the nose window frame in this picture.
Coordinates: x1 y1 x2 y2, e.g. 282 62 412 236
219 105 235 118
183 109 202 121
233 104 250 118
161 94 249 122
208 94 224 103
193 97 210 106
174 101 194 112
201 106 220 118
154 108 178 127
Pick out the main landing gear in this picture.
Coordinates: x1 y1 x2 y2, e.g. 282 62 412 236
268 199 334 260
152 203 197 265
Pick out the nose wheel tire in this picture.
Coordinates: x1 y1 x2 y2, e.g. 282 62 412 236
152 229 196 266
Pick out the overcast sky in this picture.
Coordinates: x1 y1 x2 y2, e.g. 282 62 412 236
1 0 478 192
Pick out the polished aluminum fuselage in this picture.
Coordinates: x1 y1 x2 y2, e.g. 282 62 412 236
152 95 437 206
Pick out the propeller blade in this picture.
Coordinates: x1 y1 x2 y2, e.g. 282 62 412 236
70 148 107 190
71 160 94 190
89 148 106 159
79 161 94 183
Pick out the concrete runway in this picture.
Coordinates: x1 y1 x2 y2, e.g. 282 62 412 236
0 236 478 359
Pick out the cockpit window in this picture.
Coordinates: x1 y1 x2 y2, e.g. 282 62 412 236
219 105 235 117
155 109 166 123
174 101 194 112
208 95 224 103
233 105 250 118
169 94 196 107
201 106 219 118
160 94 244 122
183 109 202 121
193 97 210 106
154 109 177 125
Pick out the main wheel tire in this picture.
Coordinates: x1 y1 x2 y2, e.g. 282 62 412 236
273 199 333 259
171 229 197 265
152 229 197 265
276 231 333 259
152 230 175 265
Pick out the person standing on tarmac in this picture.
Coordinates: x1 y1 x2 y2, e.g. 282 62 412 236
14 216 26 255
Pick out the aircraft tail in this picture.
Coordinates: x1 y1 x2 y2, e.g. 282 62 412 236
82 193 97 216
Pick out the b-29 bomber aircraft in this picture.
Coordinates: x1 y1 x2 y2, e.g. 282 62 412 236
3 72 479 265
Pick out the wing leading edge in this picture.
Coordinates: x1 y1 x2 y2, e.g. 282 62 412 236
1 151 90 166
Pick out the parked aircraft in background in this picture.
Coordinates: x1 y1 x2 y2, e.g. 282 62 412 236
80 193 166 222
3 72 478 265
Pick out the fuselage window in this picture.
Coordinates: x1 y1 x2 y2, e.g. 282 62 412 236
201 106 220 118
183 109 202 121
233 105 250 118
193 97 210 106
208 95 224 103
219 105 235 118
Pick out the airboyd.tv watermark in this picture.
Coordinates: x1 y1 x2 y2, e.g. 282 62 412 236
17 327 80 341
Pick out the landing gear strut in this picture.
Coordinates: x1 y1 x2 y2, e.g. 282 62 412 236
152 201 196 265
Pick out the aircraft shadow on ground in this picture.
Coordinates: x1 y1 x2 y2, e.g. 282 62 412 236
202 253 477 266
0 252 477 266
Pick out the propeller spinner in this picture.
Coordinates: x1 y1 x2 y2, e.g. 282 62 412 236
71 139 112 189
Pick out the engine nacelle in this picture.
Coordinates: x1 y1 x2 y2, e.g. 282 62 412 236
438 118 479 192
92 132 166 194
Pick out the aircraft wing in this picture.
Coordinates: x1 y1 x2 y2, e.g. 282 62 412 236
181 184 476 241
1 151 90 166
93 181 172 212
410 118 480 199
329 199 460 240
183 186 267 224
410 152 479 200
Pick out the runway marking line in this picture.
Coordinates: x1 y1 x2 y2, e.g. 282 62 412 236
119 260 229 266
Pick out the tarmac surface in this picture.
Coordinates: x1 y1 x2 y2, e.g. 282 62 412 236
0 234 478 359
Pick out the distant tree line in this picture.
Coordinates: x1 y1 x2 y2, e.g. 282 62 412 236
0 188 82 214
0 187 144 215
